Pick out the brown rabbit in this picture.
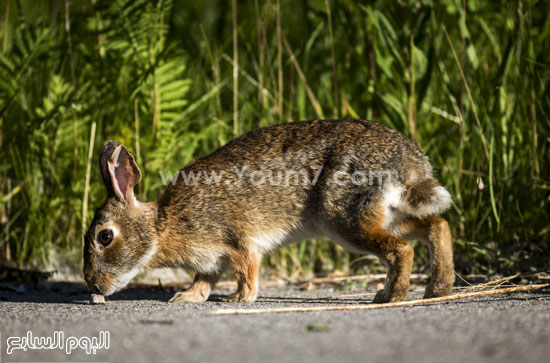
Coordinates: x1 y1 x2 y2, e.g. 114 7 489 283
83 119 454 303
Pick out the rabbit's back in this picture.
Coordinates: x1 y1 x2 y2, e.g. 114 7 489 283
206 118 431 179
156 119 443 256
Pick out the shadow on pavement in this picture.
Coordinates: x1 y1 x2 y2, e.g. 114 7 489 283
3 280 547 305
0 281 174 304
1 281 366 305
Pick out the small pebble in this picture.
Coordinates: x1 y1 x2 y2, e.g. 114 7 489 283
90 293 105 304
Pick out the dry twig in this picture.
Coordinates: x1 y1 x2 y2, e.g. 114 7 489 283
463 273 520 292
212 283 550 316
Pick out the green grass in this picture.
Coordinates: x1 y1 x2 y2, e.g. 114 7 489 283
0 0 549 277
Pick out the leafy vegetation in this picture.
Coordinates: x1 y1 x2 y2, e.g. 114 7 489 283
1 0 549 277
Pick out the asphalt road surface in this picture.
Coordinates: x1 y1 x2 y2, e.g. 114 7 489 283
0 281 549 363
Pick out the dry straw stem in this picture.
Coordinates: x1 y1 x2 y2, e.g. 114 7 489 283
281 33 325 119
81 121 97 236
443 26 490 163
211 283 549 316
253 0 266 108
407 35 417 141
462 273 520 292
221 53 275 102
325 0 339 117
232 0 239 136
276 0 283 118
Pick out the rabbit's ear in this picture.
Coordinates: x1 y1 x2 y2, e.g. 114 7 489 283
99 141 142 203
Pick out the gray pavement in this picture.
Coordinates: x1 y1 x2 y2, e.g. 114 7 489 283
0 282 549 363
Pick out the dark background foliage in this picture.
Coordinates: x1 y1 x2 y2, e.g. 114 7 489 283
0 0 549 277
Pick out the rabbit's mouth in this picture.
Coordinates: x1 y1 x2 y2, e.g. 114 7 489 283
103 267 141 296
103 243 159 296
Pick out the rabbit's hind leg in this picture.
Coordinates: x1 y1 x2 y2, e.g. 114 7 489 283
345 213 415 303
322 212 413 303
393 217 455 298
223 247 262 303
169 272 221 303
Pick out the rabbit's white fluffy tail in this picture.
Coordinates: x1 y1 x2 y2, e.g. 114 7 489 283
399 178 452 217
382 179 451 219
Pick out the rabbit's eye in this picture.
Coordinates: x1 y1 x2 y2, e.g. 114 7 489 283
98 229 113 246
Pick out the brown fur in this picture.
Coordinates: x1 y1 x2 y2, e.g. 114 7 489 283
83 119 454 303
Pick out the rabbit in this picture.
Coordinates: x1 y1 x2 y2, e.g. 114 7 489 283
83 119 454 303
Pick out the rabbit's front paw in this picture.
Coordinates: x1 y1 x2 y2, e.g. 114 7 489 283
169 291 208 303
